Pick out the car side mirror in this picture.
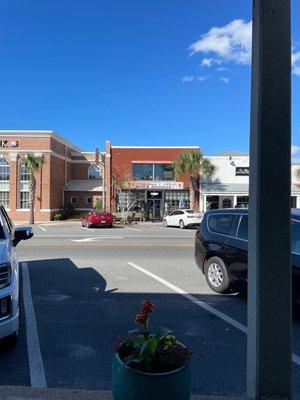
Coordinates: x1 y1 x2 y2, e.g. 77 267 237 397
13 227 34 246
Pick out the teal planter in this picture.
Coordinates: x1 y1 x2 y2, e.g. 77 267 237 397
112 353 191 400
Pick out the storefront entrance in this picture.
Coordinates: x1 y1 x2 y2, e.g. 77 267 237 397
147 191 162 220
147 199 161 220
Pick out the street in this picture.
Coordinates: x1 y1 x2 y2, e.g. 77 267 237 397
1 223 300 396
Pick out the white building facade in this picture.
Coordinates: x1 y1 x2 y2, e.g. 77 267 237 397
200 152 300 212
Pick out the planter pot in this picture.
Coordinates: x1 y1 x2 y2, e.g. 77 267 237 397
112 353 191 400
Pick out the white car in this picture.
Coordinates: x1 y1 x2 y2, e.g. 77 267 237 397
163 209 204 229
0 206 33 343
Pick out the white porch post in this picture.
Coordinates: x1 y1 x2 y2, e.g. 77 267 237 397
247 0 292 398
232 196 237 208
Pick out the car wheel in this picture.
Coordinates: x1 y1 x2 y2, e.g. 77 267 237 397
204 257 231 293
179 219 185 229
163 219 168 227
87 222 92 229
81 221 85 227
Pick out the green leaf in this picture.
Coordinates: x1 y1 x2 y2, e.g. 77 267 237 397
123 354 140 366
155 326 173 341
147 337 157 355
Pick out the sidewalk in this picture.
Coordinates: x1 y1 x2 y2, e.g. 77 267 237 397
0 386 247 400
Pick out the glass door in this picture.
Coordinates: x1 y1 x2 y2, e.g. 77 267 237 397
147 199 161 220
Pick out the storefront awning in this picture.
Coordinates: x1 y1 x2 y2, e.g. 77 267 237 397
202 183 300 195
64 180 103 192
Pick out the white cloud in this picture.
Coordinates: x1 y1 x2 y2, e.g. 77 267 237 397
292 145 300 156
189 19 300 77
182 75 194 83
220 77 230 84
217 67 230 72
196 75 210 82
201 58 214 67
189 19 252 66
292 52 300 76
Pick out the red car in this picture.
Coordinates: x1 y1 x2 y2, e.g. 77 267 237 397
82 211 114 228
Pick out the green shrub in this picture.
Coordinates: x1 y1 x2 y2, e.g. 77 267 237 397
94 198 103 210
60 204 75 219
53 213 62 221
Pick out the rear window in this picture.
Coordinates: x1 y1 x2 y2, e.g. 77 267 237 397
186 210 198 214
208 214 236 236
291 220 300 254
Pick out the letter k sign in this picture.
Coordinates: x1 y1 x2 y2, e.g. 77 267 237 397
0 140 8 148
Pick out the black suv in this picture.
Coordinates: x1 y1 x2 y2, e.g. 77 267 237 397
195 208 300 299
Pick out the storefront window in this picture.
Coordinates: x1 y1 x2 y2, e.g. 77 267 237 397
132 164 153 180
20 164 30 209
236 196 249 208
154 164 174 181
165 191 190 213
206 196 219 210
0 159 10 209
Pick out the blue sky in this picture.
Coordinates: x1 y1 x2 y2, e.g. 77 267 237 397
0 0 299 155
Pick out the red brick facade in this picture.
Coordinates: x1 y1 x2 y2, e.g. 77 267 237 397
0 131 104 222
104 144 200 217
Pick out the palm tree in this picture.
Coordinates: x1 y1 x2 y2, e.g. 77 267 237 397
174 150 215 209
22 154 45 225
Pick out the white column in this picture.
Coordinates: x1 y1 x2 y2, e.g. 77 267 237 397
247 0 292 398
232 196 237 208
296 196 300 209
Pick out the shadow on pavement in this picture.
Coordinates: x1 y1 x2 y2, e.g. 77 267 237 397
0 258 299 396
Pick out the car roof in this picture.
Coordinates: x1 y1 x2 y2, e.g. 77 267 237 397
205 208 300 221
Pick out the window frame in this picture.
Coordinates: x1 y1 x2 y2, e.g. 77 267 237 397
0 159 10 209
70 196 78 204
19 163 30 210
132 163 174 181
207 213 239 238
86 196 93 205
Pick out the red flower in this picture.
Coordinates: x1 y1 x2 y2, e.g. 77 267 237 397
141 300 155 315
135 313 148 324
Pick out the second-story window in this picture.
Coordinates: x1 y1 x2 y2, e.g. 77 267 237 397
132 163 174 181
88 164 102 179
20 164 30 209
0 159 10 209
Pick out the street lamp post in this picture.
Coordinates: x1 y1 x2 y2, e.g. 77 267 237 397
247 0 292 398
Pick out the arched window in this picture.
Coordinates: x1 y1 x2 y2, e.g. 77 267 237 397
20 163 30 209
0 159 10 209
88 164 102 180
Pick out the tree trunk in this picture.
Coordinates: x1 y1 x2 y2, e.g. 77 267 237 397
29 174 36 225
189 177 195 209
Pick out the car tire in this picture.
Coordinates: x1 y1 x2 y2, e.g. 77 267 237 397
204 257 231 293
7 329 19 346
81 221 85 227
179 219 185 229
87 222 92 229
163 219 168 227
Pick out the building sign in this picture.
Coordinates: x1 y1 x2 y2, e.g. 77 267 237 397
0 139 19 148
130 181 184 190
235 167 249 176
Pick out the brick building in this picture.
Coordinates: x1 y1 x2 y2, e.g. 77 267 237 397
0 131 104 222
104 141 200 219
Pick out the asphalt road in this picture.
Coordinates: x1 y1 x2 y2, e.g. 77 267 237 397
0 222 300 396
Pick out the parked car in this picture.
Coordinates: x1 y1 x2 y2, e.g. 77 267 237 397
195 208 300 301
82 211 114 228
163 209 204 229
0 205 33 342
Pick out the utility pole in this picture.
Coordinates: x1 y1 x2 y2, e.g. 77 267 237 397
247 0 292 398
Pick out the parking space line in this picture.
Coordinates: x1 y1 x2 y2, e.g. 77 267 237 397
22 262 47 387
38 226 47 232
82 227 95 232
126 227 144 232
127 261 300 366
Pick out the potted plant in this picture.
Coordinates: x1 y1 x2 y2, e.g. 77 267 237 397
112 300 192 400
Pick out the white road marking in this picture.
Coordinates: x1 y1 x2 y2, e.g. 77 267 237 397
127 261 300 366
126 227 143 232
82 227 95 232
38 226 47 232
72 236 124 243
22 262 47 387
